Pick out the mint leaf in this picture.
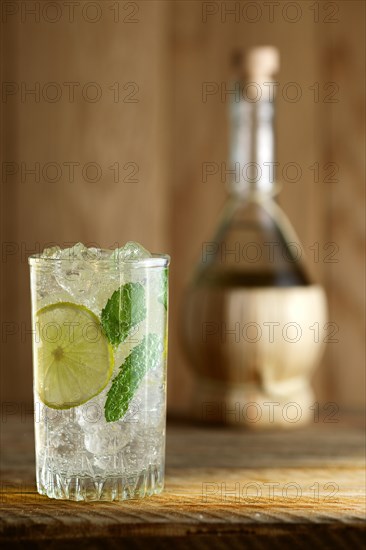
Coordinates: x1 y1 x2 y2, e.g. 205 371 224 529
158 269 168 310
101 282 146 346
104 334 162 422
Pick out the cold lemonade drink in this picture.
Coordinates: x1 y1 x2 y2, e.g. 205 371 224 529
29 242 169 501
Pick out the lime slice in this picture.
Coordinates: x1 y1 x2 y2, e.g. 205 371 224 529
35 302 114 409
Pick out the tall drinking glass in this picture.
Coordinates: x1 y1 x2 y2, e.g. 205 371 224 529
29 245 169 501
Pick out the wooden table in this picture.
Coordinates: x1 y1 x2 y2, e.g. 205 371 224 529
1 415 365 548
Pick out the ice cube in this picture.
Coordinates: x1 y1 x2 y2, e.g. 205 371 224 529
113 241 151 263
55 261 94 302
53 243 105 308
121 439 147 472
41 245 62 259
75 398 106 432
145 433 164 464
59 242 88 260
84 424 132 454
49 422 83 459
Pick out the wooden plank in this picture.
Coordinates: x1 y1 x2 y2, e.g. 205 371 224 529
318 0 366 410
1 0 365 428
0 1 170 406
0 418 365 545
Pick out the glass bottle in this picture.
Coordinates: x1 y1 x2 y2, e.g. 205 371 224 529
182 47 328 428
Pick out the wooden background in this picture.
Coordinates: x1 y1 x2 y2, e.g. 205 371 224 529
1 0 365 415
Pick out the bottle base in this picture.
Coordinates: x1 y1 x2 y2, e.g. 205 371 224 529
194 378 315 429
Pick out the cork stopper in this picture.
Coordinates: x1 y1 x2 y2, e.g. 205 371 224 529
233 46 280 82
245 46 280 80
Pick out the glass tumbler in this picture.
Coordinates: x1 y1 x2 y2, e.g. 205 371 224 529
29 250 169 501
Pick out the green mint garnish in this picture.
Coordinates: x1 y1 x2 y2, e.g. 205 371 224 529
104 333 162 422
158 269 168 310
101 282 146 346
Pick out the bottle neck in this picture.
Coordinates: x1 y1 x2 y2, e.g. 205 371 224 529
229 83 276 199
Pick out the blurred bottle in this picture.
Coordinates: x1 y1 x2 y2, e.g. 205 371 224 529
183 47 328 429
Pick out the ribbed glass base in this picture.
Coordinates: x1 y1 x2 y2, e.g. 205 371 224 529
36 463 164 501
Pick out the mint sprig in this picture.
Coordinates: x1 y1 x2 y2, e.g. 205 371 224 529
104 334 162 422
101 282 146 347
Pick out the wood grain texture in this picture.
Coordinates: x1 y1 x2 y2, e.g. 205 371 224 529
0 1 170 405
318 1 366 409
1 0 365 418
0 417 365 547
